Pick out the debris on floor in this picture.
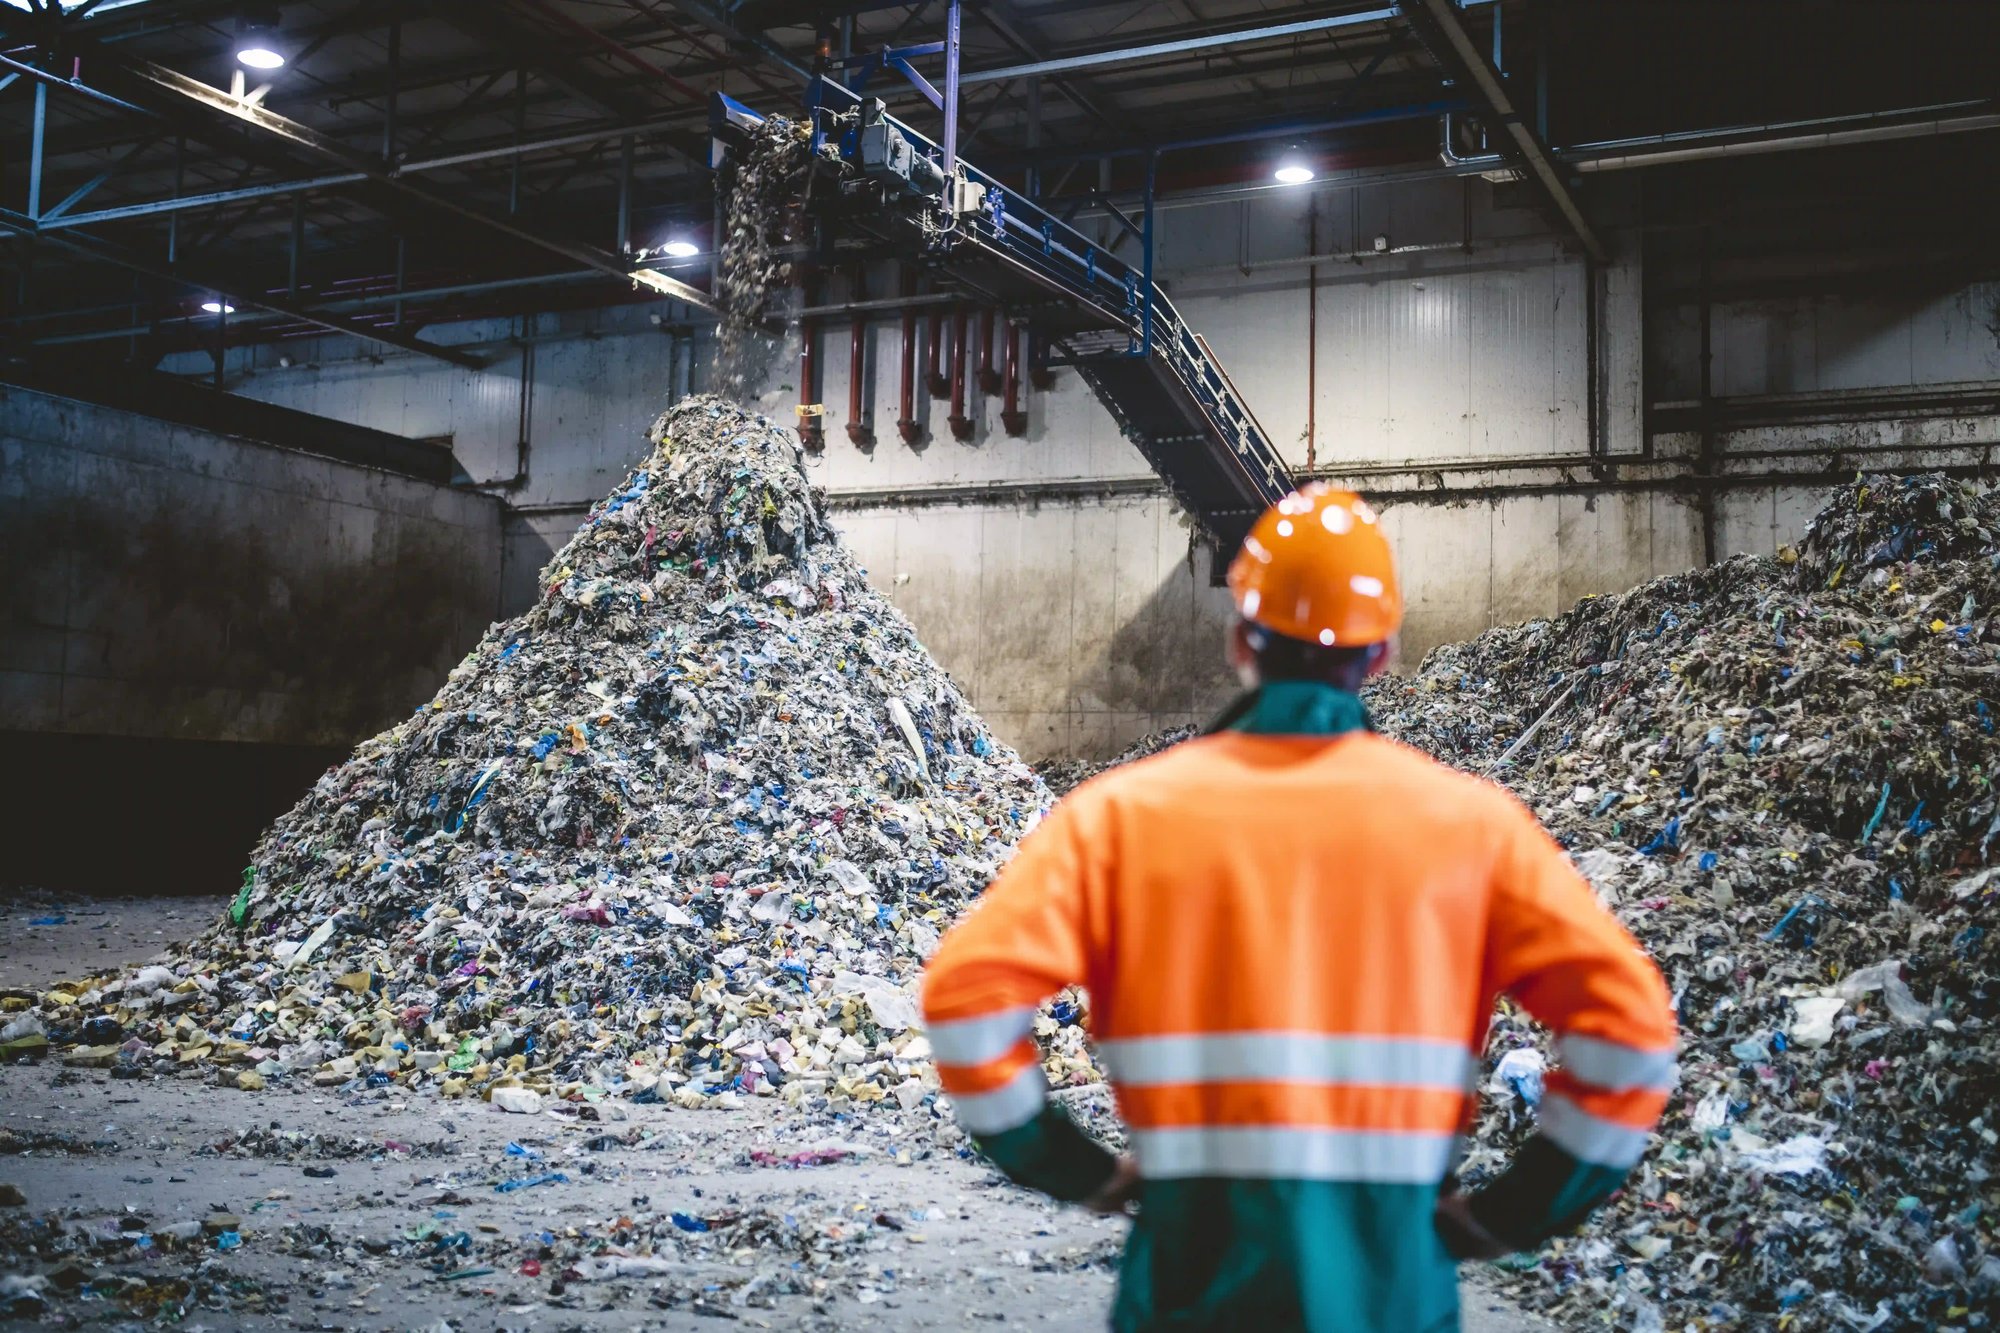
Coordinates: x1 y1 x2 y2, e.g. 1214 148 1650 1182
1370 474 2000 1332
16 395 1049 1120
0 1072 1135 1331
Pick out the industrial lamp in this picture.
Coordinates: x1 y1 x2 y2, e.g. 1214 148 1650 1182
235 6 286 70
660 239 701 259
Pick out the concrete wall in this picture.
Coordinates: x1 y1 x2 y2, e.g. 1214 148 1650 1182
0 385 502 747
169 170 2000 759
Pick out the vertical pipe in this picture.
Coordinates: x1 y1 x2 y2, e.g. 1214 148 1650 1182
942 0 961 185
213 297 225 390
393 234 407 328
1001 320 1026 436
27 83 46 221
1697 230 1717 565
1585 254 1601 459
1534 0 1549 141
845 312 871 446
616 134 633 255
1305 197 1318 470
167 136 184 266
925 309 946 397
845 264 874 448
288 194 304 296
510 69 526 215
1140 152 1157 355
798 269 823 450
383 18 401 164
948 305 972 440
977 307 998 393
1025 78 1042 198
898 266 921 444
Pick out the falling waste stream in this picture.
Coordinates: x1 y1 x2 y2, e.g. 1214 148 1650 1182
5 92 2000 1331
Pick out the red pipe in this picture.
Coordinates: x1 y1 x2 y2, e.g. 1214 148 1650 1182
897 305 921 445
845 266 874 449
798 273 823 451
844 314 871 449
1001 320 1026 436
977 307 999 394
948 306 973 440
925 310 947 399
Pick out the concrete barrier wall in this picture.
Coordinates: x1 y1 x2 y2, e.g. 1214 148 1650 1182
0 385 502 748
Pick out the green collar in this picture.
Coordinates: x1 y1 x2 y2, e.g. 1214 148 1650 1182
1206 680 1373 737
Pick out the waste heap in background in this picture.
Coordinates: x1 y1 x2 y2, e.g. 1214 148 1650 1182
1038 725 1197 796
13 396 1058 1115
1370 475 2000 1331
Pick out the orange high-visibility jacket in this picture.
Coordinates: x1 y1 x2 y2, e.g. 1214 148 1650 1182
922 717 1677 1331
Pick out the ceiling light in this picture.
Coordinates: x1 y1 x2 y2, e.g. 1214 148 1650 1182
1273 163 1314 185
660 239 700 259
201 300 236 314
236 45 285 69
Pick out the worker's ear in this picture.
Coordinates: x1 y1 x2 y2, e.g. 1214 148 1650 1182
1364 638 1395 679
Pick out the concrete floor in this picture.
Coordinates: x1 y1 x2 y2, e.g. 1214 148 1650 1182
0 895 1555 1332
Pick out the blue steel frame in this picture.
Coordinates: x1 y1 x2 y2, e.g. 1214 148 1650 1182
801 80 1284 507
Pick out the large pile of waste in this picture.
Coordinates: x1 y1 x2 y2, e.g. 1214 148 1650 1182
8 396 1048 1113
1370 474 2000 1331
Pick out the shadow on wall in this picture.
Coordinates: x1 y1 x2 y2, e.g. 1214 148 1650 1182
500 516 563 616
5 495 482 747
4 481 490 897
1 731 345 894
1070 545 1238 760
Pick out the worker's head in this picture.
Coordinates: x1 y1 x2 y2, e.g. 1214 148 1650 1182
1224 485 1402 692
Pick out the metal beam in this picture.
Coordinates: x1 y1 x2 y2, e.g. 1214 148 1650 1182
23 42 716 310
661 0 815 84
0 206 487 369
962 8 1398 85
27 82 47 220
38 134 157 219
1398 0 1605 262
941 0 960 180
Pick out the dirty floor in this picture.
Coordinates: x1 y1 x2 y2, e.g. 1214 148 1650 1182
0 894 1556 1332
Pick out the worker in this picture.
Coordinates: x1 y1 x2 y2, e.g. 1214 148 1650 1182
920 485 1678 1332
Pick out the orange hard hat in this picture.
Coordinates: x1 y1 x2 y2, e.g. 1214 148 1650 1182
1226 485 1402 647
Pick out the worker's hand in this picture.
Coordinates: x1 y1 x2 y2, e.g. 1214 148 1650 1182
1083 1154 1142 1216
1433 1190 1511 1261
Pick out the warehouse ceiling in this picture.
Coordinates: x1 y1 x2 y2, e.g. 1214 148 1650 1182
0 0 1995 371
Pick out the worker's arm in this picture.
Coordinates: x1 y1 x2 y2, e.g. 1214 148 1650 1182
1464 793 1679 1254
919 796 1117 1203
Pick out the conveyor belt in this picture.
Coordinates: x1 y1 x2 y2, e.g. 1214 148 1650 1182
712 80 1294 550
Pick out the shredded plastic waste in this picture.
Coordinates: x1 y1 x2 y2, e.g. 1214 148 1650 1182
713 111 809 398
1371 474 2000 1331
